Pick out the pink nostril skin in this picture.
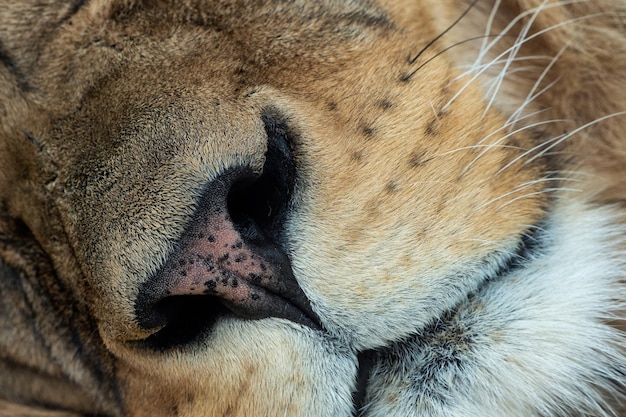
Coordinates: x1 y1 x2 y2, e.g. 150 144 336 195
167 214 266 298
163 212 286 308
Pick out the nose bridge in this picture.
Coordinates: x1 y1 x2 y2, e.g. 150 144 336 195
133 79 271 177
174 109 266 183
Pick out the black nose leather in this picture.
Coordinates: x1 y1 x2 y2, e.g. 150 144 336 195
135 113 320 349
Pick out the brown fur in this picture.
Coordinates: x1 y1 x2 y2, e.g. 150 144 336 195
0 0 624 415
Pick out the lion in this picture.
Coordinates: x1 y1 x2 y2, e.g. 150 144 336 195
0 0 625 416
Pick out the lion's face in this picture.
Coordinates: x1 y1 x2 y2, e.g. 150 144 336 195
0 0 624 416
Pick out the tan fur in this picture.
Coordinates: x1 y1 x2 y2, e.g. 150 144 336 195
0 0 624 416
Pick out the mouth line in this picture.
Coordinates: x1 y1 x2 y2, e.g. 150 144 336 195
488 222 548 281
442 222 550 327
134 278 321 351
349 222 550 411
215 274 323 331
133 284 321 351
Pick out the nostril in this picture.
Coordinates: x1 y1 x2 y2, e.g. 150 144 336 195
227 110 297 242
139 295 228 350
226 170 286 243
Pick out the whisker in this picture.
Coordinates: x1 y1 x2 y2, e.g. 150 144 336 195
478 117 566 149
545 169 599 179
482 0 550 117
507 77 561 126
476 187 578 213
433 143 527 159
403 33 528 81
474 0 588 71
496 188 581 210
462 118 568 174
495 112 626 177
506 44 569 126
498 107 555 135
458 55 556 72
446 7 603 112
481 0 503 55
522 111 626 165
408 0 480 65
402 117 561 165
476 177 581 210
496 133 568 175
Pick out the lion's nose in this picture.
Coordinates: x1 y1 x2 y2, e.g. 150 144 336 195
134 115 320 350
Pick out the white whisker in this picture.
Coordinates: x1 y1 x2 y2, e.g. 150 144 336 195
480 0 502 58
523 111 626 165
482 0 550 117
445 6 603 113
496 133 567 175
458 55 555 72
474 0 588 71
475 177 580 210
496 188 581 210
462 118 568 174
506 43 569 127
433 143 527 159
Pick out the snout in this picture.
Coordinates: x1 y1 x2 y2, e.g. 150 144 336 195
134 112 320 350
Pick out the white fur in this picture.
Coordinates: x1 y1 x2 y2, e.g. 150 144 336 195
362 197 626 416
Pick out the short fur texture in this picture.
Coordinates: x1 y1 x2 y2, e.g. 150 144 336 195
0 0 624 416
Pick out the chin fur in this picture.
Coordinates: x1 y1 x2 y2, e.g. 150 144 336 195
362 197 626 417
